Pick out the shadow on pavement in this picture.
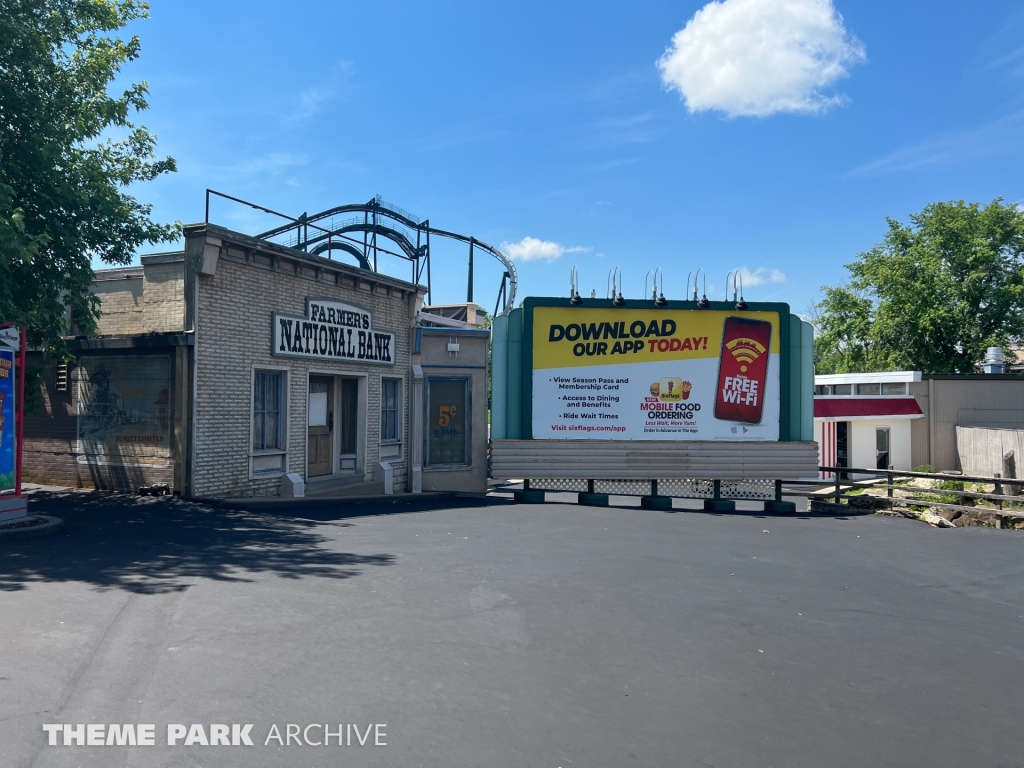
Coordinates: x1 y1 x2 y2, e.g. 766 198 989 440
0 489 503 594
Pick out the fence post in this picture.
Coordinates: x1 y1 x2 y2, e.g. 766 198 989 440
887 466 893 499
704 479 736 512
640 478 673 511
835 473 842 503
994 473 1002 511
775 479 783 502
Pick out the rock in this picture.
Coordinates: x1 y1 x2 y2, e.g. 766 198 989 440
953 509 1003 528
848 495 881 510
918 510 956 528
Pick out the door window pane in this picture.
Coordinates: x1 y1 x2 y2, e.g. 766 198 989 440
253 371 283 450
308 390 328 427
876 427 890 469
426 378 469 466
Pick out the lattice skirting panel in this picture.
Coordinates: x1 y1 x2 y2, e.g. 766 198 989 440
529 478 589 492
720 479 775 500
524 478 774 500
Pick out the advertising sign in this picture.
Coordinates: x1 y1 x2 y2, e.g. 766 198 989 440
426 378 469 465
76 356 172 466
532 307 781 441
0 326 20 350
0 348 15 489
273 298 395 365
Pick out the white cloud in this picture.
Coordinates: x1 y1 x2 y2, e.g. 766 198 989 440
657 0 865 117
736 267 786 286
499 237 588 263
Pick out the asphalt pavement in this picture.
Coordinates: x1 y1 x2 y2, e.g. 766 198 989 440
1 488 1022 768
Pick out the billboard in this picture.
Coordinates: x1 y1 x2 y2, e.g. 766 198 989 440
532 307 781 441
76 356 173 466
0 348 14 489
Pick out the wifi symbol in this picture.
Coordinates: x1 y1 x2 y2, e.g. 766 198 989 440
727 338 765 373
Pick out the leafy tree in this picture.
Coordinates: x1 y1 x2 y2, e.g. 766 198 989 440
0 0 178 356
814 199 1024 374
811 285 885 373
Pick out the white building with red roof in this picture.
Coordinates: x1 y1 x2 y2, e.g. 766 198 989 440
814 372 924 478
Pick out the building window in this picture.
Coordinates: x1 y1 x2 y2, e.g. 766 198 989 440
856 383 880 395
381 378 400 443
253 371 284 451
426 377 469 466
814 385 831 395
832 384 852 395
876 427 890 470
881 382 906 395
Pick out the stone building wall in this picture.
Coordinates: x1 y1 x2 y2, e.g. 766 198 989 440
91 268 144 336
91 254 185 336
141 254 186 333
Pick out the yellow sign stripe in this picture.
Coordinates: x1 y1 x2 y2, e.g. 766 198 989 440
533 307 780 370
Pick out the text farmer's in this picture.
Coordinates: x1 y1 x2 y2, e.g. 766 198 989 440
273 298 395 365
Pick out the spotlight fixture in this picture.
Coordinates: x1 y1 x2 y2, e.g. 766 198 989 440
695 268 709 308
608 267 625 306
734 270 747 310
653 267 667 306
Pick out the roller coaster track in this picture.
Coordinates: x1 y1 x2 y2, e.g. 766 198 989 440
250 195 518 315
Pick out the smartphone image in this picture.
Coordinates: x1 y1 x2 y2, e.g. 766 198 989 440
714 316 773 424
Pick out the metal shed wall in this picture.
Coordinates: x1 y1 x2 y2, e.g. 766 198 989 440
910 376 1024 471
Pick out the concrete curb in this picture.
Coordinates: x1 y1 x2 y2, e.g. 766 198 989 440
0 514 64 539
207 491 497 512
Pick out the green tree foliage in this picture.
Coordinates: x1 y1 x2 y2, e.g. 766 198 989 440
0 0 178 355
814 199 1024 374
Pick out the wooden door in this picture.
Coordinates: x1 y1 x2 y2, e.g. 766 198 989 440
307 376 333 477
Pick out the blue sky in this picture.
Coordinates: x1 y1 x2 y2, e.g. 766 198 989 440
121 0 1024 316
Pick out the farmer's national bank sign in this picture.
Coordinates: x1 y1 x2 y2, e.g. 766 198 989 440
532 306 781 441
273 298 395 365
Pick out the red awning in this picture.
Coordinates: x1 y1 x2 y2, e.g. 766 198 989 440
814 397 924 420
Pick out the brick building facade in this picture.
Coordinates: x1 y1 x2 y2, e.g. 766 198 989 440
22 222 483 499
185 224 421 498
